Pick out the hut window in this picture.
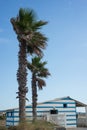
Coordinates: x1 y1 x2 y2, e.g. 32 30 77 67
63 103 67 108
50 109 58 114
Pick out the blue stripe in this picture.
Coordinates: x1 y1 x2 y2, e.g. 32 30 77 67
6 125 12 127
6 120 14 122
43 102 75 104
10 120 19 123
26 106 75 109
59 110 76 113
7 115 19 118
59 97 72 100
7 115 76 119
7 120 19 123
66 119 76 121
6 116 14 118
25 110 76 113
11 115 30 118
38 106 75 108
26 106 32 108
12 111 19 113
67 123 76 126
66 114 76 117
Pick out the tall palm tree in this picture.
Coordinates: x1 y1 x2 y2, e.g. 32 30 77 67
27 56 50 121
10 8 48 122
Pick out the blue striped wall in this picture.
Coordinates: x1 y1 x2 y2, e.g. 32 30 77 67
6 97 77 128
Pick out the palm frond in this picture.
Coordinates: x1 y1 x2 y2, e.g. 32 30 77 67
31 32 47 48
26 31 47 56
38 70 50 78
32 21 48 31
17 8 37 31
36 78 46 90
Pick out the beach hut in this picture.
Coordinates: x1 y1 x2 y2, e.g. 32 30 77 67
6 96 86 128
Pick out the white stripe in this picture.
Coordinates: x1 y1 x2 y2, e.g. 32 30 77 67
66 116 76 120
53 100 75 103
14 122 19 125
36 107 75 112
14 113 19 116
26 108 32 111
67 125 76 128
27 107 76 111
6 118 13 121
14 117 19 121
6 122 13 126
68 104 75 107
67 120 76 124
37 104 63 107
26 113 32 116
59 112 76 115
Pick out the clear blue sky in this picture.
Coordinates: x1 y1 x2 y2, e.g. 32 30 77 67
0 0 87 111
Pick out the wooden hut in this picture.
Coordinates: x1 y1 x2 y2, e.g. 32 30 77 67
6 96 86 128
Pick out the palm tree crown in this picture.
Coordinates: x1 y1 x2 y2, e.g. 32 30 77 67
11 8 48 57
28 56 50 88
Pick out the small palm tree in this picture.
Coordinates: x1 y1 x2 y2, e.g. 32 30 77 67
10 8 48 122
27 56 50 121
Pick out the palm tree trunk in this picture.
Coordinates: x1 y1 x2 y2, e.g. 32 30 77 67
17 41 28 122
32 73 37 121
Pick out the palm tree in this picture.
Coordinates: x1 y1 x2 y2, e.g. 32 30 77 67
27 56 50 121
10 8 48 122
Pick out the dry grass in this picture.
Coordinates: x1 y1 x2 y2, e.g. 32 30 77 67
10 120 54 130
0 119 6 130
0 120 55 130
0 119 66 130
0 119 5 126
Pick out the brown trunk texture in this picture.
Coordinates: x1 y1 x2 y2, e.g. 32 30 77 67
32 73 37 121
17 42 28 122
